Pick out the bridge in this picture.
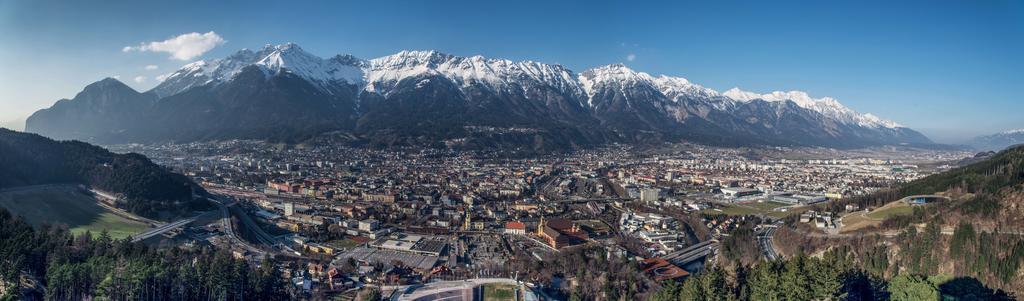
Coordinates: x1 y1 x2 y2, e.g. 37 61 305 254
86 188 194 243
662 239 718 267
386 278 538 301
206 194 298 255
131 217 196 242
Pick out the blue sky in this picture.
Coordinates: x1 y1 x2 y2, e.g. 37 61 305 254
1 0 1021 142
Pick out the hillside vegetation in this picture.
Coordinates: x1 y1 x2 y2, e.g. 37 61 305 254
0 186 147 239
833 145 1024 229
0 207 289 300
651 249 1013 301
774 146 1024 295
0 129 207 219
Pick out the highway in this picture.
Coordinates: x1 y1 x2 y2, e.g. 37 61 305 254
88 188 162 225
87 187 200 243
131 217 196 242
386 278 529 301
212 197 269 256
757 225 782 261
663 239 718 267
207 194 307 257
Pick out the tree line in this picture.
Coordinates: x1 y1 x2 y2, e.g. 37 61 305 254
650 248 1014 301
831 145 1024 216
0 208 289 300
0 129 207 218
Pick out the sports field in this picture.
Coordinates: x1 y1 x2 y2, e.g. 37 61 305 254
481 283 516 301
0 185 148 239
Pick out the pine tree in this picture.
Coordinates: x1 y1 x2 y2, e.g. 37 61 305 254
748 261 783 301
780 255 811 300
888 275 939 301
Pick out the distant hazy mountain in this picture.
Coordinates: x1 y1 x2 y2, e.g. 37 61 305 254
26 43 934 150
969 129 1024 151
0 118 24 132
0 129 206 218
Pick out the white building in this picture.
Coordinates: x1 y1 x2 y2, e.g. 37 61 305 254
640 188 660 203
284 202 295 216
721 187 761 198
358 219 379 232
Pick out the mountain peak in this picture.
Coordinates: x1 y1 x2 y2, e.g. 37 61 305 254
723 87 761 101
589 63 635 72
87 77 134 92
259 42 301 51
97 77 125 84
153 43 367 97
372 50 455 69
580 64 650 83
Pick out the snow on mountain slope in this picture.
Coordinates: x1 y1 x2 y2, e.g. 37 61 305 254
970 129 1024 151
253 43 364 85
152 43 906 133
723 88 901 129
578 64 721 108
364 50 582 99
152 43 364 97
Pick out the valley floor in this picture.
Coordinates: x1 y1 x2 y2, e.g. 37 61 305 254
0 184 148 239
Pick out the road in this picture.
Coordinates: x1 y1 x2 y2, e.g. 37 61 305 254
212 196 269 256
757 225 782 261
795 224 1024 239
131 217 197 242
207 194 310 258
662 240 718 267
386 278 527 301
87 187 201 243
88 188 163 225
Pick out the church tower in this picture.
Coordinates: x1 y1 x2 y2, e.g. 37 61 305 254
536 215 545 236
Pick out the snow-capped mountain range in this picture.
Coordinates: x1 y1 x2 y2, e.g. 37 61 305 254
27 43 933 150
969 129 1024 151
155 43 902 129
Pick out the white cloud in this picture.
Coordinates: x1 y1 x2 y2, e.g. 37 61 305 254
134 76 146 83
144 65 159 70
112 75 121 80
123 31 225 61
155 73 170 82
626 54 636 62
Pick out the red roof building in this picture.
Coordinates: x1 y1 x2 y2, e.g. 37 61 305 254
641 258 690 282
505 221 527 235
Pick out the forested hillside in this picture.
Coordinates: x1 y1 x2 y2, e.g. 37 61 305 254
766 145 1024 297
0 208 289 300
832 145 1024 228
0 129 206 218
651 248 1013 301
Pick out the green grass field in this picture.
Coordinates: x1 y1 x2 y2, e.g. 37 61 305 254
481 284 516 301
866 201 914 220
0 186 148 239
841 200 917 233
